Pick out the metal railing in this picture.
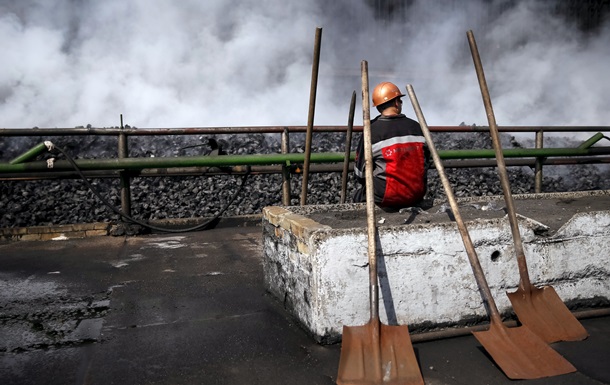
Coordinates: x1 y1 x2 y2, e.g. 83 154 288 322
1 125 609 213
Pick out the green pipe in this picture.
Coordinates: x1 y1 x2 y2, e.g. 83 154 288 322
9 142 50 164
578 132 606 150
0 152 353 173
1 147 609 173
439 147 607 160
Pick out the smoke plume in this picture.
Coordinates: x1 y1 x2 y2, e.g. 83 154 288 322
1 0 609 132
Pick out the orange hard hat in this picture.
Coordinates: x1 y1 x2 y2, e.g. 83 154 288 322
372 82 405 107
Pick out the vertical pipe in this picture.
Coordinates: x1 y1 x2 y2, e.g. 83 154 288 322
281 128 291 206
340 91 356 204
300 27 322 206
118 114 132 217
534 129 544 193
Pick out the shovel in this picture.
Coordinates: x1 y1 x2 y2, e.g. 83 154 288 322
336 61 424 385
406 84 576 379
467 30 588 343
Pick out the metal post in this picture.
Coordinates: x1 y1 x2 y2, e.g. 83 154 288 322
118 114 132 217
281 128 291 206
300 27 322 206
534 129 543 193
340 91 356 204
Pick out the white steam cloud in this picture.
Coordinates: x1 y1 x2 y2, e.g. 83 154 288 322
1 0 609 130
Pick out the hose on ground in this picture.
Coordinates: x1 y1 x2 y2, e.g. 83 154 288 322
50 144 250 233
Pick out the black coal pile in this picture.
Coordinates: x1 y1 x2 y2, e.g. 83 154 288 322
1 129 609 229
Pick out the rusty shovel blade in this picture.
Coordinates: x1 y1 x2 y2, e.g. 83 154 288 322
473 321 576 380
508 285 589 343
337 322 424 385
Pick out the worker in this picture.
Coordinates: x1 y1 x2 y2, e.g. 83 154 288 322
207 138 227 156
207 138 231 173
353 81 430 209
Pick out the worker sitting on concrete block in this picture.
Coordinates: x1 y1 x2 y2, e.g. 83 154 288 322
353 81 431 210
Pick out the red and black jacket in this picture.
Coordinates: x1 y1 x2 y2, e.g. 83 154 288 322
354 114 430 207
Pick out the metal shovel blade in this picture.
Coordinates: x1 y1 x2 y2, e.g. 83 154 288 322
465 28 588 345
337 322 424 385
473 322 576 380
508 284 589 343
407 83 577 381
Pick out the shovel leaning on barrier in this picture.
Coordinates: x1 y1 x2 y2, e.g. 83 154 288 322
407 83 576 380
467 29 588 344
336 61 424 385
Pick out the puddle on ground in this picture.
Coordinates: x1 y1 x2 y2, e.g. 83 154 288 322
141 236 187 249
0 273 112 353
110 253 146 268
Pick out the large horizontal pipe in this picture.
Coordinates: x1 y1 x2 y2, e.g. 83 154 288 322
0 147 610 174
1 147 609 174
3 156 610 181
0 164 347 181
440 146 610 160
0 125 608 136
443 155 610 168
0 152 351 173
410 307 610 343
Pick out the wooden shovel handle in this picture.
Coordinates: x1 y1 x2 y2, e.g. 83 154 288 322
361 61 379 322
406 84 504 325
466 30 532 291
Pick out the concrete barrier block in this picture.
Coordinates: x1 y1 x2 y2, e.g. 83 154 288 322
262 206 291 226
262 191 610 343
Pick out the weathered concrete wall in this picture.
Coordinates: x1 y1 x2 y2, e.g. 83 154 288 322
262 191 610 344
0 222 111 241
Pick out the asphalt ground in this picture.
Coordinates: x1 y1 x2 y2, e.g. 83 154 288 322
0 223 608 385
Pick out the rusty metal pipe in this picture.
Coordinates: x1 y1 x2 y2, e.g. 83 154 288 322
1 125 608 136
410 307 610 343
340 91 356 204
118 115 132 217
534 130 544 193
301 27 323 206
281 128 291 206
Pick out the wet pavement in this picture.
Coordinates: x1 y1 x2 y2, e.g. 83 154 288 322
1 223 609 385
